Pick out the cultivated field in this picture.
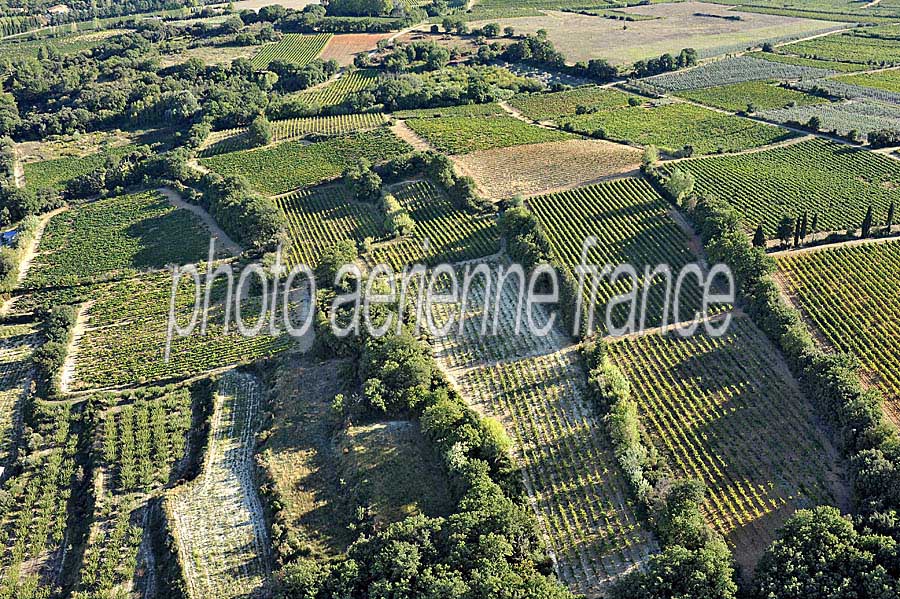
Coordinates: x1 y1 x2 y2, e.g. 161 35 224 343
22 144 136 191
778 241 900 426
367 179 500 268
527 178 704 334
641 55 835 92
167 372 272 599
509 87 636 121
249 32 332 68
392 103 506 118
836 68 900 94
471 3 843 65
318 32 391 65
276 184 383 267
452 138 642 199
677 80 828 112
431 270 657 597
562 101 796 155
607 315 848 570
23 190 214 288
295 69 380 107
760 100 900 137
670 138 900 236
779 28 900 65
200 129 412 195
404 115 574 154
0 322 36 466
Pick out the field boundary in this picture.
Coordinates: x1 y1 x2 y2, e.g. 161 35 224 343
158 187 242 257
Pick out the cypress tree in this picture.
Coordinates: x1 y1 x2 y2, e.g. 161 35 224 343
887 201 895 232
799 211 808 244
753 225 766 248
793 216 802 248
862 205 874 238
811 213 819 236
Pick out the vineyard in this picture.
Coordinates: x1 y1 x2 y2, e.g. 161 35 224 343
452 138 642 200
249 33 332 68
75 495 145 598
430 272 657 596
778 241 900 426
606 316 847 567
564 100 796 156
23 190 214 288
200 113 389 157
640 56 835 92
508 87 636 121
275 184 383 267
200 129 412 196
676 80 828 113
0 323 36 467
166 371 272 599
68 272 296 391
367 179 500 268
0 404 82 595
392 102 505 118
836 68 900 94
670 138 900 236
295 69 380 107
404 115 574 154
778 30 900 65
794 78 900 105
526 178 704 334
22 145 136 191
760 100 900 137
752 51 869 72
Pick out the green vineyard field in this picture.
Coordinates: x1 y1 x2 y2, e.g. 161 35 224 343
250 33 332 68
405 115 574 154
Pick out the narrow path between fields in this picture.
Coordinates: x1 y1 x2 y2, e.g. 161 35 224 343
390 119 437 151
12 147 24 188
158 187 242 257
59 300 92 395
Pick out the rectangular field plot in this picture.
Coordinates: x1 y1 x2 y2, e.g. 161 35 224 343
508 87 636 121
640 55 835 92
404 116 574 154
430 270 657 596
607 316 848 569
760 100 900 137
166 372 272 599
23 190 214 289
67 273 298 391
23 144 136 191
200 129 412 196
200 113 389 157
0 322 37 466
276 185 383 267
295 69 380 107
249 33 331 68
836 68 900 94
778 241 900 426
367 179 500 269
561 101 796 155
676 80 828 112
778 29 900 66
670 138 900 237
527 178 706 336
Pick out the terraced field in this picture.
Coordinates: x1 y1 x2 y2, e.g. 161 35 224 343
778 241 900 426
250 33 332 68
562 101 796 155
405 115 575 154
607 316 848 568
23 190 214 288
368 179 500 268
200 129 412 195
527 178 705 335
276 184 383 267
670 138 900 236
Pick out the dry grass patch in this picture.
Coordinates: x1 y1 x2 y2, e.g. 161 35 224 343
452 138 641 199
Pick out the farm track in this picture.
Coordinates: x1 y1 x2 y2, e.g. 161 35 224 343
59 300 92 395
768 229 900 257
158 187 242 257
12 147 23 188
16 205 67 285
390 119 436 151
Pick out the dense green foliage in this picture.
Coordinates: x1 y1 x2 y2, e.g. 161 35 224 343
405 115 574 154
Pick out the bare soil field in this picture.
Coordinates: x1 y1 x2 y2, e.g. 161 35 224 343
470 2 843 65
319 33 391 65
452 138 642 199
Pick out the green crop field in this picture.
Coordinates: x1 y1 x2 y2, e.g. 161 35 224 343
676 80 828 113
508 87 636 121
392 103 505 118
562 101 796 155
607 316 846 565
836 68 900 94
23 145 136 191
23 190 213 288
405 115 574 154
751 51 868 73
296 69 380 107
200 113 389 157
200 129 412 196
778 241 900 426
250 33 332 68
276 184 383 267
68 273 295 391
367 179 500 268
527 178 704 334
670 138 900 237
779 30 900 65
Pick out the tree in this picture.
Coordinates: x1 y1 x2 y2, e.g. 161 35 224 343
343 160 381 202
247 114 272 147
482 22 500 37
664 168 695 206
810 212 818 235
503 25 515 37
752 225 766 248
777 216 795 248
792 216 801 248
315 240 358 288
806 115 821 131
642 145 659 169
887 201 895 233
862 204 874 238
799 211 808 243
755 506 899 599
